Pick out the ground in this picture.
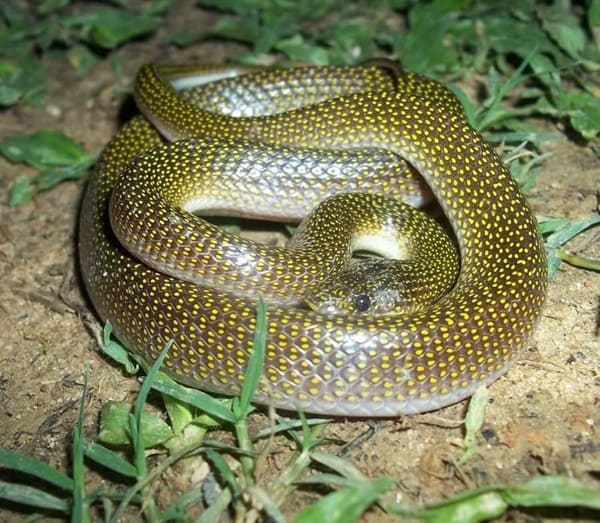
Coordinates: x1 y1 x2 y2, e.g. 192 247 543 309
0 4 599 522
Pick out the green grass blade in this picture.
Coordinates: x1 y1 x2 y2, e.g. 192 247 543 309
0 449 73 491
109 342 172 523
503 475 600 509
297 473 369 488
131 340 172 474
247 486 287 523
309 452 366 482
160 488 204 520
149 374 235 424
0 481 70 513
205 448 242 499
418 491 508 523
557 249 600 271
101 322 138 375
292 477 393 523
237 298 267 418
84 443 138 479
71 364 91 523
196 487 232 523
459 385 488 465
385 476 600 522
540 215 600 276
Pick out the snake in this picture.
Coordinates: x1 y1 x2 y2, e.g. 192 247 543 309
79 61 548 417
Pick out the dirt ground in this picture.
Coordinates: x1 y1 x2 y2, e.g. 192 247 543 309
0 4 599 522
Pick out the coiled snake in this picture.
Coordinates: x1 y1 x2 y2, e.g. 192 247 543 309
79 61 547 416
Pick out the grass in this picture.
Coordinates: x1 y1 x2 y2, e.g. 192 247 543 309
0 0 599 520
1 303 599 521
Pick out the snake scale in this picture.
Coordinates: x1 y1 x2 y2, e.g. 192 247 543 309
79 61 547 416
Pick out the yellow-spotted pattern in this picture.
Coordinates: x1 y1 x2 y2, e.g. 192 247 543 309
79 61 547 416
108 143 458 308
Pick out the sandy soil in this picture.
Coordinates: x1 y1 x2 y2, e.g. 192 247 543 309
0 4 598 522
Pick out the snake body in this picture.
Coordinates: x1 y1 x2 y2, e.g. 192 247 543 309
79 62 547 416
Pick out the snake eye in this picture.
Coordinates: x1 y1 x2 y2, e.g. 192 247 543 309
353 294 371 313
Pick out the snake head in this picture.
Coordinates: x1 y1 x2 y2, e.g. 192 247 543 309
305 258 422 316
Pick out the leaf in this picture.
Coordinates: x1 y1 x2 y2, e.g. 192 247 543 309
0 58 47 106
66 45 100 78
459 385 488 464
7 177 35 207
0 448 73 491
485 14 558 58
149 373 236 424
97 401 174 448
84 442 138 479
310 452 366 481
101 321 139 375
418 491 507 523
558 90 600 140
236 299 267 419
275 34 331 65
166 28 204 47
590 0 600 27
541 2 587 59
0 129 91 169
504 475 600 509
293 477 393 523
205 449 242 498
393 2 463 72
0 481 70 513
539 215 600 276
84 9 161 49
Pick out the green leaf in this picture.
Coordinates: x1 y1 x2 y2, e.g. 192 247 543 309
504 475 600 509
0 448 73 491
539 215 600 276
0 481 70 513
310 452 366 481
35 0 69 16
293 477 393 523
98 401 174 448
556 249 600 272
166 28 204 47
211 17 261 45
84 442 138 479
483 14 561 62
393 2 463 72
1 124 95 210
0 59 47 106
66 8 162 49
161 489 206 520
590 0 600 27
101 321 139 375
148 373 235 424
558 90 600 140
35 156 97 190
205 448 242 498
162 393 195 435
0 1 29 27
0 129 91 169
459 385 488 465
324 19 377 65
253 416 331 440
541 2 586 59
7 177 35 207
71 364 89 523
66 45 100 78
236 299 267 419
275 34 331 65
418 491 508 523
